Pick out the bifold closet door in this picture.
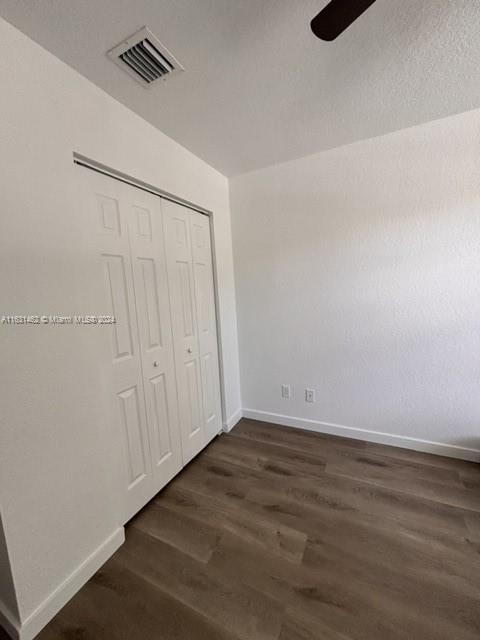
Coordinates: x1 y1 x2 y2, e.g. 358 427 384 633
84 169 182 522
123 182 182 494
163 200 222 464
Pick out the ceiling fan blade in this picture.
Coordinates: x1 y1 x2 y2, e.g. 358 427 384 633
311 0 377 41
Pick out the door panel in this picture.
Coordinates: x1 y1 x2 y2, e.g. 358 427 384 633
201 353 215 422
149 373 173 463
137 257 162 350
86 170 153 522
84 169 183 523
185 359 202 436
178 261 195 337
118 385 147 487
164 200 222 463
122 183 183 494
163 201 206 462
190 211 223 439
103 254 134 360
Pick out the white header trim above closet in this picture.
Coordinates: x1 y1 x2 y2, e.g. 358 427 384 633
73 152 212 217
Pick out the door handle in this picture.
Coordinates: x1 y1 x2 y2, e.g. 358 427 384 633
153 360 160 367
187 348 193 354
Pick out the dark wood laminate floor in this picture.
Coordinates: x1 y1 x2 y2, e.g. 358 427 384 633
16 420 480 639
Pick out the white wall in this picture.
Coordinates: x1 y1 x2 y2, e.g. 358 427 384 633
231 108 480 460
0 16 240 637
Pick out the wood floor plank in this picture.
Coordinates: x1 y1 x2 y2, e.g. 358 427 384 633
36 557 240 640
114 526 284 640
363 438 480 473
247 478 480 589
279 609 354 640
210 526 480 640
130 500 220 563
461 468 480 490
325 448 463 487
159 481 307 564
303 534 480 638
237 419 480 480
204 432 328 479
180 462 480 638
207 530 388 640
206 429 479 517
209 528 443 640
30 418 480 640
464 512 480 542
256 469 474 534
250 482 480 582
182 451 480 584
231 420 466 490
325 461 480 512
185 449 475 541
222 430 476 513
235 418 366 454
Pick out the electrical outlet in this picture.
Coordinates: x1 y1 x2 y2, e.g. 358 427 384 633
281 384 291 399
305 388 315 403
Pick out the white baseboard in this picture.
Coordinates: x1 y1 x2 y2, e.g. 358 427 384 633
242 408 480 463
0 600 19 640
11 527 125 640
223 408 243 433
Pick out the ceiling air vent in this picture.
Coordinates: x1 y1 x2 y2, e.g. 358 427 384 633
108 27 184 87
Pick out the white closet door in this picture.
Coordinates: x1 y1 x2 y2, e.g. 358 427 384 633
189 211 222 440
120 182 183 494
163 200 222 463
163 201 205 463
85 170 153 522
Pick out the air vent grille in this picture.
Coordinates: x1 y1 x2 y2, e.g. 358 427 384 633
108 27 184 87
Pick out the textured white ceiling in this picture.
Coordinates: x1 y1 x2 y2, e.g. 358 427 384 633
1 0 479 176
